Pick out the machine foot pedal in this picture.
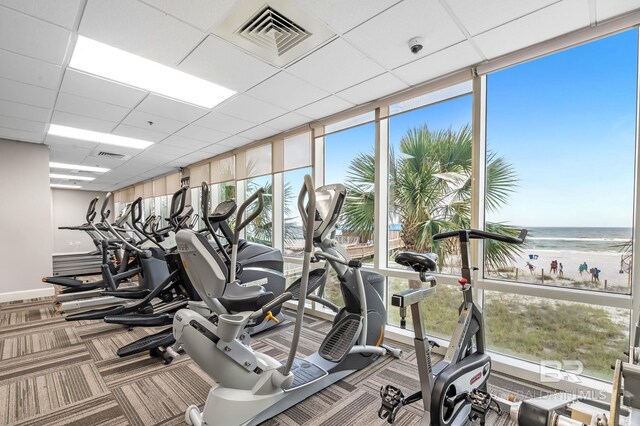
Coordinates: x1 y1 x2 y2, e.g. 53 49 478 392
105 313 173 326
283 358 327 391
65 304 126 321
101 289 150 299
285 269 327 300
318 313 361 362
379 385 405 424
117 328 174 357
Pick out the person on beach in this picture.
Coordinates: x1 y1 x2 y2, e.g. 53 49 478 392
526 261 536 274
579 262 589 276
591 267 601 282
550 260 558 274
559 263 564 277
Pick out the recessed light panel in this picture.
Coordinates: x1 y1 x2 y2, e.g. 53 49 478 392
48 124 153 149
50 184 83 189
69 36 236 108
49 162 110 173
50 173 95 181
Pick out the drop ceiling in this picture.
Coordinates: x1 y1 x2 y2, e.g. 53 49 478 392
0 0 638 191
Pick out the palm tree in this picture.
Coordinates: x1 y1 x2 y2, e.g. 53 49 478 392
342 124 521 271
244 179 298 247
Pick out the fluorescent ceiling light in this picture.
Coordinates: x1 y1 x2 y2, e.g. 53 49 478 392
70 36 236 108
51 184 83 189
50 162 110 173
50 173 95 181
49 124 153 149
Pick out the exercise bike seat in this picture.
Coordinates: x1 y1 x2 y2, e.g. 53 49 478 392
395 252 438 272
219 281 275 313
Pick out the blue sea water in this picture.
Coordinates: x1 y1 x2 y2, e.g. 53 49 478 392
524 227 631 254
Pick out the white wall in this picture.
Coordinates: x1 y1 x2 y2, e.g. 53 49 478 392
51 189 112 254
0 139 53 296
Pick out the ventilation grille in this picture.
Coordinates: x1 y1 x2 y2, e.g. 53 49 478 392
98 151 125 159
236 6 311 56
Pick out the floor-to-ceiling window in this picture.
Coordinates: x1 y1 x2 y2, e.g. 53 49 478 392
482 29 638 379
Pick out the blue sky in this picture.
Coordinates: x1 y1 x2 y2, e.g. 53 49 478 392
323 28 638 228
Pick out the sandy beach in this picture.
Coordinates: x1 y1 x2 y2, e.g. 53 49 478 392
490 249 632 292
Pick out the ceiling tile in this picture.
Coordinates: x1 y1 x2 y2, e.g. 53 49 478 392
179 35 278 92
0 0 82 29
132 149 176 163
293 0 401 34
343 0 465 69
80 153 127 169
0 127 44 143
0 49 62 89
392 41 480 85
159 134 211 150
51 110 116 133
195 111 255 134
140 0 235 31
55 92 130 122
174 151 216 166
0 77 57 108
217 135 252 149
144 143 193 157
295 96 354 120
0 6 71 64
337 72 408 104
111 124 168 142
45 133 100 150
122 110 186 134
60 69 148 108
246 72 329 111
473 0 590 59
596 0 640 22
0 99 51 122
175 124 230 143
79 0 205 66
238 125 279 140
0 115 46 133
49 145 94 163
135 94 208 122
264 112 311 131
287 39 386 93
215 94 288 124
444 0 560 36
200 143 231 155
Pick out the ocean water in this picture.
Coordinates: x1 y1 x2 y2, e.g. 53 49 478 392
524 227 631 254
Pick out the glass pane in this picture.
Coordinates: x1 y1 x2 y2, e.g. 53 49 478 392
143 198 153 221
284 132 311 170
244 175 273 247
246 144 272 177
283 167 311 257
387 94 473 272
484 30 637 294
484 290 630 380
190 187 205 230
387 277 459 340
325 122 376 266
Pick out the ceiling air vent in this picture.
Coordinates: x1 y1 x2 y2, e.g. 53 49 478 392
237 6 311 56
213 0 334 67
97 151 125 160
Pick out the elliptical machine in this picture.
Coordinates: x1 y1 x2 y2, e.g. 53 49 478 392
169 175 400 425
379 228 527 426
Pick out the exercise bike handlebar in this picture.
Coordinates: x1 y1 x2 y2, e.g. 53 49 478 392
233 188 264 242
298 175 316 253
433 228 528 245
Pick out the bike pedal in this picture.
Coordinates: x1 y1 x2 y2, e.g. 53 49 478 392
467 389 498 425
379 385 405 424
428 340 440 348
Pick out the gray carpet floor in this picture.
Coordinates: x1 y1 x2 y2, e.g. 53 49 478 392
0 292 548 425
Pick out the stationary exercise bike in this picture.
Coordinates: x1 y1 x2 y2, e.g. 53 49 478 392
379 228 527 426
169 175 401 425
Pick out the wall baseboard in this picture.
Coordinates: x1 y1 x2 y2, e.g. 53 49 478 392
0 287 55 303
